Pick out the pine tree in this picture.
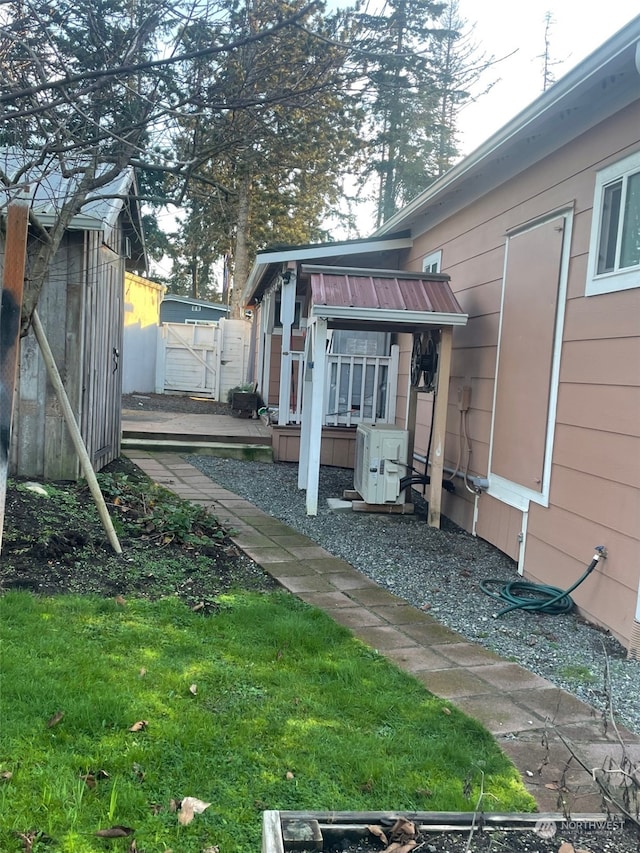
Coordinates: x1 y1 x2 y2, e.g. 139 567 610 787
351 0 450 226
170 0 360 315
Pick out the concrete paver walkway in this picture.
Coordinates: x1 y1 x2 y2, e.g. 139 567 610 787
125 448 640 815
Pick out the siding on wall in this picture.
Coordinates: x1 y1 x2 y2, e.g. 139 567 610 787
123 273 164 394
13 225 124 480
404 103 640 646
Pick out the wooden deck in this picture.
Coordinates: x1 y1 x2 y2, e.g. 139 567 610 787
121 410 272 445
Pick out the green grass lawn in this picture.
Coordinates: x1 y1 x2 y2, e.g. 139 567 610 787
0 590 535 852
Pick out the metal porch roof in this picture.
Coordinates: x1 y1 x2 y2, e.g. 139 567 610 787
304 265 468 328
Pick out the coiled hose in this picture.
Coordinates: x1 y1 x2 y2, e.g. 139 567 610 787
480 546 607 618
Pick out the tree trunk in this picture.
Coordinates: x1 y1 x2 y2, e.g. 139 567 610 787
231 170 252 319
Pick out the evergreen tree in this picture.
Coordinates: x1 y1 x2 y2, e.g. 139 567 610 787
171 0 361 315
0 0 320 325
352 0 449 226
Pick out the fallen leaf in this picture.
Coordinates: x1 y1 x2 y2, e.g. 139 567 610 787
191 602 205 612
177 796 211 825
442 707 451 715
13 830 50 852
115 595 127 606
285 771 295 779
202 847 219 853
544 781 567 791
366 825 388 845
128 720 148 732
139 668 147 678
47 711 64 728
81 769 109 788
396 842 417 853
189 684 198 695
95 826 135 838
557 844 575 853
1 771 13 782
391 818 415 837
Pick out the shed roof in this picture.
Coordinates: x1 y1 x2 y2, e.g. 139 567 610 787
0 148 136 234
162 293 230 312
303 265 467 329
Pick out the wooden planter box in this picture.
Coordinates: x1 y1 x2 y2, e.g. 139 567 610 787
231 391 259 418
262 809 631 853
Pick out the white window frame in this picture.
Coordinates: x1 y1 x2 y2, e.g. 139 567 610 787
422 250 442 274
586 150 640 296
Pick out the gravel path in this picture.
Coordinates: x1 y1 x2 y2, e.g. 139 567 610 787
188 455 640 738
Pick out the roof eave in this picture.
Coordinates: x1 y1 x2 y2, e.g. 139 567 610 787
243 235 414 304
310 305 468 326
32 212 105 231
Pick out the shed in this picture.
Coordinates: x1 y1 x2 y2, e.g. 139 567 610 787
160 294 230 325
0 151 146 479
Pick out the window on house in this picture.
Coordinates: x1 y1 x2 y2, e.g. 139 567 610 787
422 250 442 274
191 305 202 311
587 150 640 295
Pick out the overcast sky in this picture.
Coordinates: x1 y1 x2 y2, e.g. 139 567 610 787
455 2 639 154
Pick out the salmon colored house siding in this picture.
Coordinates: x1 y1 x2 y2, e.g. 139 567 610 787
399 104 640 647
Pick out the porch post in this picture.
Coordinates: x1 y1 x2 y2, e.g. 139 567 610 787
305 317 328 516
259 291 273 404
277 266 296 425
428 325 453 528
387 344 400 423
298 325 313 490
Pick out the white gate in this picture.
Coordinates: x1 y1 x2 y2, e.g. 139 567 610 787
155 319 251 400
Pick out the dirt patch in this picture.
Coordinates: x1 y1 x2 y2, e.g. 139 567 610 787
335 824 639 852
1 455 277 604
301 815 640 853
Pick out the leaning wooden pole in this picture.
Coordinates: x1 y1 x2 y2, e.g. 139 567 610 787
31 309 123 555
0 199 29 552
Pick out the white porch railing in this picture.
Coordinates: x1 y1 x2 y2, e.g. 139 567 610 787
285 346 399 426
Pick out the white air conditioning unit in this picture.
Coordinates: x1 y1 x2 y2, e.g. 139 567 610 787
354 424 409 505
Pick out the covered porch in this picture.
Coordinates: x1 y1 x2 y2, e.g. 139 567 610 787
244 241 468 527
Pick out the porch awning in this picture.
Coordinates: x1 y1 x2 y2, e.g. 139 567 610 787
303 265 468 329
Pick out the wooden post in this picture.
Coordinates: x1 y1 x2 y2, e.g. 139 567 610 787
0 199 29 552
31 309 123 554
306 317 328 516
428 326 453 528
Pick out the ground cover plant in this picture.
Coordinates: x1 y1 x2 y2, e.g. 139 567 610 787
0 457 536 852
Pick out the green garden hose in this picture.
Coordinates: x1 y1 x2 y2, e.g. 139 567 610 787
480 546 607 618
